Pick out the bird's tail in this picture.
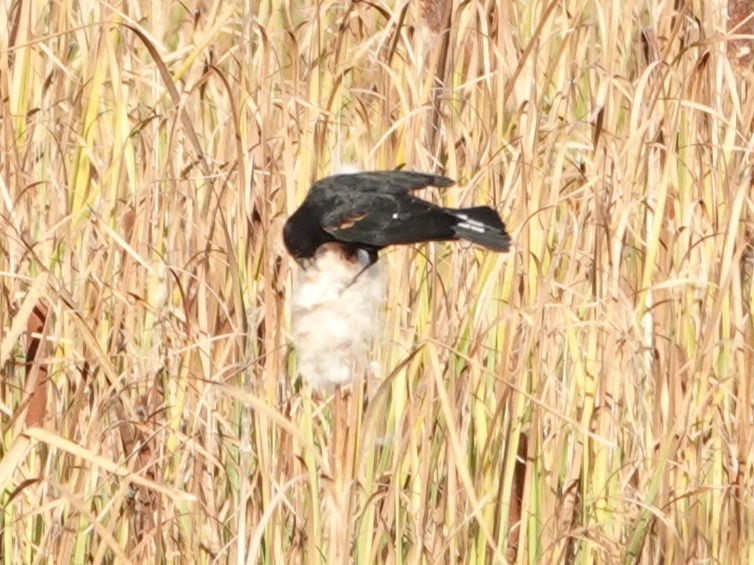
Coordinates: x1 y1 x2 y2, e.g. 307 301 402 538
451 206 511 252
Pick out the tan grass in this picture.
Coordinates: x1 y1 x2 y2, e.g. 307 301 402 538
1 0 753 563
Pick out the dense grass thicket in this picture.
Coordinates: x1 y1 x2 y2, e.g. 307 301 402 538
1 0 753 562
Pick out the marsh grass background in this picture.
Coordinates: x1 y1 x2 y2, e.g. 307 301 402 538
1 0 753 562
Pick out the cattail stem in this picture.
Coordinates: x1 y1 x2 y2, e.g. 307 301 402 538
328 385 352 564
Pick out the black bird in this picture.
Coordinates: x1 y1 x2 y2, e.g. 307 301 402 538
285 170 511 391
283 170 510 266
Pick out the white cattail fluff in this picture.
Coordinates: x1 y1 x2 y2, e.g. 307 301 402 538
291 245 386 390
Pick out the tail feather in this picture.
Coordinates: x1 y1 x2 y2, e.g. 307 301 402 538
451 206 511 252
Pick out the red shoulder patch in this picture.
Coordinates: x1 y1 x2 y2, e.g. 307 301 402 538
329 212 366 230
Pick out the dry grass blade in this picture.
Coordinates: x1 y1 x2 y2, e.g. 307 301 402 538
23 428 196 502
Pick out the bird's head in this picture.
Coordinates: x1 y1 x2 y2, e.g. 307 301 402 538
283 210 323 264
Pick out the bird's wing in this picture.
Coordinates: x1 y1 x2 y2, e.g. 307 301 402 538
313 171 455 195
322 192 458 248
321 192 399 247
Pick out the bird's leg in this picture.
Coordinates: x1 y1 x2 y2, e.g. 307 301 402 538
343 269 368 292
342 248 379 291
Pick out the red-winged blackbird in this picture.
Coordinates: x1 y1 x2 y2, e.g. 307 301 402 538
283 170 510 266
285 170 511 390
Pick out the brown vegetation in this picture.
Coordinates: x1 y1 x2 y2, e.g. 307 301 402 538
1 0 753 562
